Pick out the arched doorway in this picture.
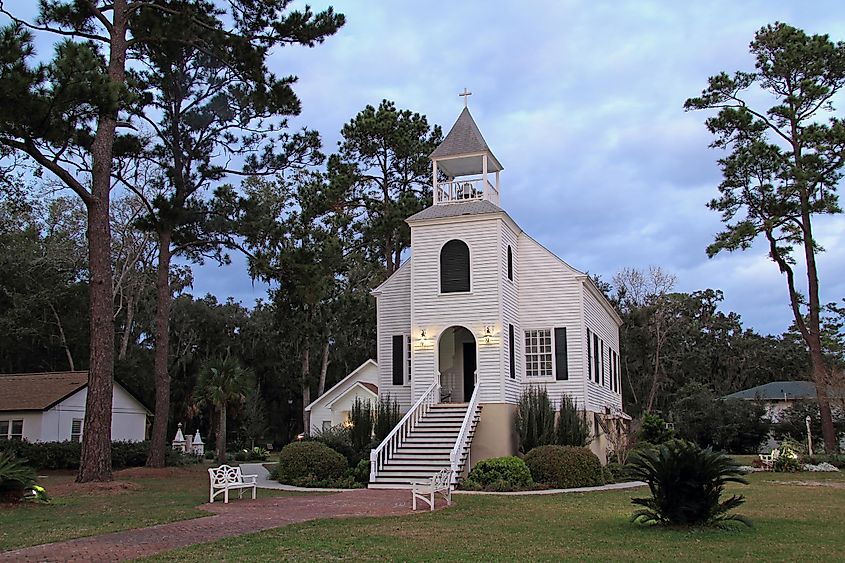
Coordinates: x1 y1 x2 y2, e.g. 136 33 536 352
437 326 476 403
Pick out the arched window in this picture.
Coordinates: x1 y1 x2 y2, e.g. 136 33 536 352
440 239 470 293
507 245 513 281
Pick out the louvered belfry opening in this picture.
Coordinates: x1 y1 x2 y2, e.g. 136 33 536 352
440 239 470 293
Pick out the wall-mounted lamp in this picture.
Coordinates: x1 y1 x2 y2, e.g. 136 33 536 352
483 325 492 344
420 329 426 339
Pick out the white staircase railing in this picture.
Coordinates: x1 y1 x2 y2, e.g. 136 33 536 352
370 381 440 482
449 384 481 484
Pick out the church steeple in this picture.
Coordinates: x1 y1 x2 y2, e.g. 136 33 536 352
430 98 503 206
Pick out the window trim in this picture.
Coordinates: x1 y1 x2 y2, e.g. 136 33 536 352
523 327 554 380
71 418 83 443
438 239 472 294
0 419 23 441
405 334 412 383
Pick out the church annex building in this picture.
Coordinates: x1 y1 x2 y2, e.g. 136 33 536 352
308 104 627 487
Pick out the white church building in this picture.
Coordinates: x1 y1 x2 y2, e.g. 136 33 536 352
312 103 626 487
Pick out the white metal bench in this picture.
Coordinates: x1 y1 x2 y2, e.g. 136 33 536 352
759 449 780 471
412 468 453 511
208 465 258 503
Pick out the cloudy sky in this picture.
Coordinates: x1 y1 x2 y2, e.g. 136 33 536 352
8 1 845 336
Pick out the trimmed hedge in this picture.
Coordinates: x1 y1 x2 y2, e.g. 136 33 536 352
466 456 533 490
277 441 347 487
524 445 604 489
0 440 193 470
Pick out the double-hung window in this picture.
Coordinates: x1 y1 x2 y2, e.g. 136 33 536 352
0 419 23 440
71 419 83 442
524 329 553 378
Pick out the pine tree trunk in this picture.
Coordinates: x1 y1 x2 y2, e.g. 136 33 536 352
217 402 227 464
76 5 130 482
317 339 330 397
301 346 311 434
147 228 173 468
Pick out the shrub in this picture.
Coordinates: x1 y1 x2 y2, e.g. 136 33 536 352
350 397 375 453
638 413 674 445
772 438 802 472
602 464 615 484
352 458 370 485
555 395 590 447
311 425 360 466
524 445 604 489
626 440 751 527
515 387 556 453
0 451 37 503
802 454 845 469
671 382 770 453
277 441 347 487
374 394 401 442
0 440 193 470
605 461 630 483
466 456 533 490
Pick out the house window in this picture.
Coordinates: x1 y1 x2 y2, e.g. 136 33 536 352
322 420 331 431
0 419 23 441
601 341 605 386
440 239 470 293
524 329 552 378
71 419 83 442
507 245 513 281
509 324 515 379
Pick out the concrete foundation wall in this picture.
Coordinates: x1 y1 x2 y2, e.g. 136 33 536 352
467 403 517 473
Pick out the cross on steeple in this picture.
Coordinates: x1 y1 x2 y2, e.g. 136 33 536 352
459 87 472 108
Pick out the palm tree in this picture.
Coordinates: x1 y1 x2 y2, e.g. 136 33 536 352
194 356 253 464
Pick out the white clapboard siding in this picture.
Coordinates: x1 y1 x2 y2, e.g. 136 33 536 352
500 221 522 403
517 235 585 405
375 261 412 411
410 216 504 404
583 285 623 413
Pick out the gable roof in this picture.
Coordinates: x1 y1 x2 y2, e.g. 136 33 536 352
406 199 508 223
304 360 378 412
724 381 821 401
0 372 89 411
325 381 379 409
430 108 500 166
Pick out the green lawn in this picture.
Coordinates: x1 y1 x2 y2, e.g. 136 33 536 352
0 464 285 551
147 471 845 562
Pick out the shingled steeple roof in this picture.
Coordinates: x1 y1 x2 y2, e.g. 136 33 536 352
430 108 502 172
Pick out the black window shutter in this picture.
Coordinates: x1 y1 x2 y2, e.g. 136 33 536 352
509 324 515 378
593 334 600 383
507 246 513 281
554 327 568 380
586 328 592 381
392 335 404 385
440 240 470 293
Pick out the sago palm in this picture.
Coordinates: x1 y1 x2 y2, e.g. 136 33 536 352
626 440 751 527
194 356 253 464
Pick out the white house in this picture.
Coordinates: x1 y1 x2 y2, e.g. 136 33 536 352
364 104 627 487
0 371 150 443
305 360 379 434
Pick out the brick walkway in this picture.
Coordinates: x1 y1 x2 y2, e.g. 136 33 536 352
1 489 425 562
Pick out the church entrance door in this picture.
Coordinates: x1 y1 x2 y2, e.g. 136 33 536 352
437 326 477 403
462 342 476 402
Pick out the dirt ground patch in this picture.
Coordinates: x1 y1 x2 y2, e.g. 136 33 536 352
50 480 143 496
115 466 199 479
768 479 845 489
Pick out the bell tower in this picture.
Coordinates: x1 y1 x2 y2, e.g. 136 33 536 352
429 90 503 206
